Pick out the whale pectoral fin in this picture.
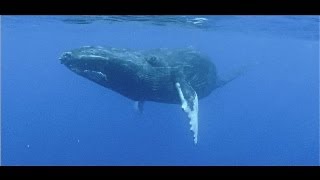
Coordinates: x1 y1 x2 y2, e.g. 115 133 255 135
175 82 199 144
134 101 144 114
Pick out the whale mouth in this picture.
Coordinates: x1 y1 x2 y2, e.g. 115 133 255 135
60 51 109 83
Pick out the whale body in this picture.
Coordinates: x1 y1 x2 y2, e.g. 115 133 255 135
60 46 240 144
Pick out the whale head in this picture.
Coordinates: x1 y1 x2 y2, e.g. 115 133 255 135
59 46 147 100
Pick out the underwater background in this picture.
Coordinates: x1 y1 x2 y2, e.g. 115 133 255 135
1 15 319 165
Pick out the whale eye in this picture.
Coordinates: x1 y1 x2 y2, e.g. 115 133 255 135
146 56 163 67
150 56 157 61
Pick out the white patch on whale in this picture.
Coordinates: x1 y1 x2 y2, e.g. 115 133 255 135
79 54 105 59
83 70 107 81
175 82 199 144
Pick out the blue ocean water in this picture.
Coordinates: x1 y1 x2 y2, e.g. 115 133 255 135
1 15 319 166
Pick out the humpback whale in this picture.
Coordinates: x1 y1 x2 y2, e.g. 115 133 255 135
60 46 242 144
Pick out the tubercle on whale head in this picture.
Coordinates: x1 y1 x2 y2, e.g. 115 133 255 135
59 47 110 69
59 46 129 66
59 52 73 65
59 46 145 76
